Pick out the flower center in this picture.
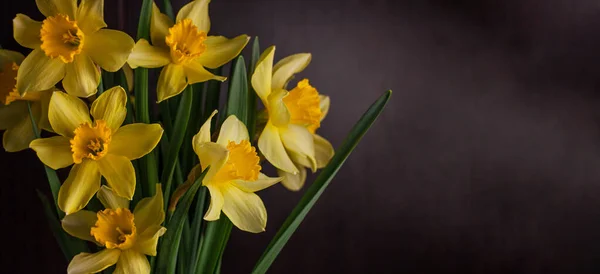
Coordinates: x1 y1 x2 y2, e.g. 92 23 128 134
40 14 84 63
0 62 41 105
70 120 112 163
90 208 137 250
282 79 322 133
165 19 207 64
212 140 262 183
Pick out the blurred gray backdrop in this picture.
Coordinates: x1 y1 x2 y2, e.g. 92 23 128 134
3 0 600 273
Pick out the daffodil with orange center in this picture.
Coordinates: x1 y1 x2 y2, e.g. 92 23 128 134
29 86 164 214
127 0 249 102
252 46 334 191
13 0 135 97
189 111 282 233
0 49 54 152
62 185 166 274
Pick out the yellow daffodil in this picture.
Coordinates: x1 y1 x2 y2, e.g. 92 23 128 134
29 86 163 214
0 49 53 152
191 111 282 233
251 46 334 191
127 0 249 102
13 0 134 98
62 185 166 274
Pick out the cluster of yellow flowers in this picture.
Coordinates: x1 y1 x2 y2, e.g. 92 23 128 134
1 0 333 273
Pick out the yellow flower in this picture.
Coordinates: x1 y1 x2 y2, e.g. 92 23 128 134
13 0 135 98
191 111 282 233
62 185 166 274
251 46 334 191
29 86 163 214
0 49 53 152
127 0 249 102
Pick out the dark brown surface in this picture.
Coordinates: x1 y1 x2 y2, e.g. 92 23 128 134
3 0 600 273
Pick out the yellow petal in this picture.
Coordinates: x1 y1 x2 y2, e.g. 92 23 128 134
67 249 121 274
91 86 127 132
133 184 165 233
221 185 267 233
134 225 166 256
280 124 316 171
267 89 290 127
251 46 275 104
258 122 297 173
48 91 91 138
58 160 101 215
13 14 42 49
29 136 74 169
193 109 217 146
151 2 173 48
97 154 135 200
63 54 100 98
36 0 76 18
97 185 129 209
196 142 229 182
231 173 282 193
3 109 35 152
278 164 306 191
176 0 210 32
314 134 334 169
157 64 187 102
127 39 171 69
61 210 97 242
216 115 249 146
204 183 223 221
37 92 54 132
183 61 226 85
110 123 163 160
272 53 311 90
76 0 106 33
84 29 135 72
287 149 313 170
16 49 66 94
0 102 27 130
196 35 249 69
319 95 330 121
113 249 150 274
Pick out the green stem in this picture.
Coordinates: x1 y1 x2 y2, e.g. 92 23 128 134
162 86 193 214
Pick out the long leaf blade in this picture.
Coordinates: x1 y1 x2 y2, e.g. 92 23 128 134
252 90 392 273
156 168 209 274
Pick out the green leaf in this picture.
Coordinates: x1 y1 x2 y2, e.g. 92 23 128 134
251 90 392 273
247 37 260 140
226 56 249 124
37 190 89 261
163 0 175 20
187 187 207 274
162 86 193 213
203 67 223 128
156 168 209 274
194 216 233 274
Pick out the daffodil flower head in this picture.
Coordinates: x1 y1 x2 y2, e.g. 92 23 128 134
127 0 250 102
251 46 335 191
29 86 164 214
0 49 53 152
13 0 135 98
191 110 282 233
62 185 166 274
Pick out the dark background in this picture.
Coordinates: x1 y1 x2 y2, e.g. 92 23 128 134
3 0 600 273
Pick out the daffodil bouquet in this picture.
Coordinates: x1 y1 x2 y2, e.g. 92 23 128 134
1 0 391 273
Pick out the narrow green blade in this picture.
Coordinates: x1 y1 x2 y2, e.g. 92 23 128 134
162 87 193 212
251 90 392 273
156 168 209 274
226 56 249 123
247 37 260 140
37 190 89 260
